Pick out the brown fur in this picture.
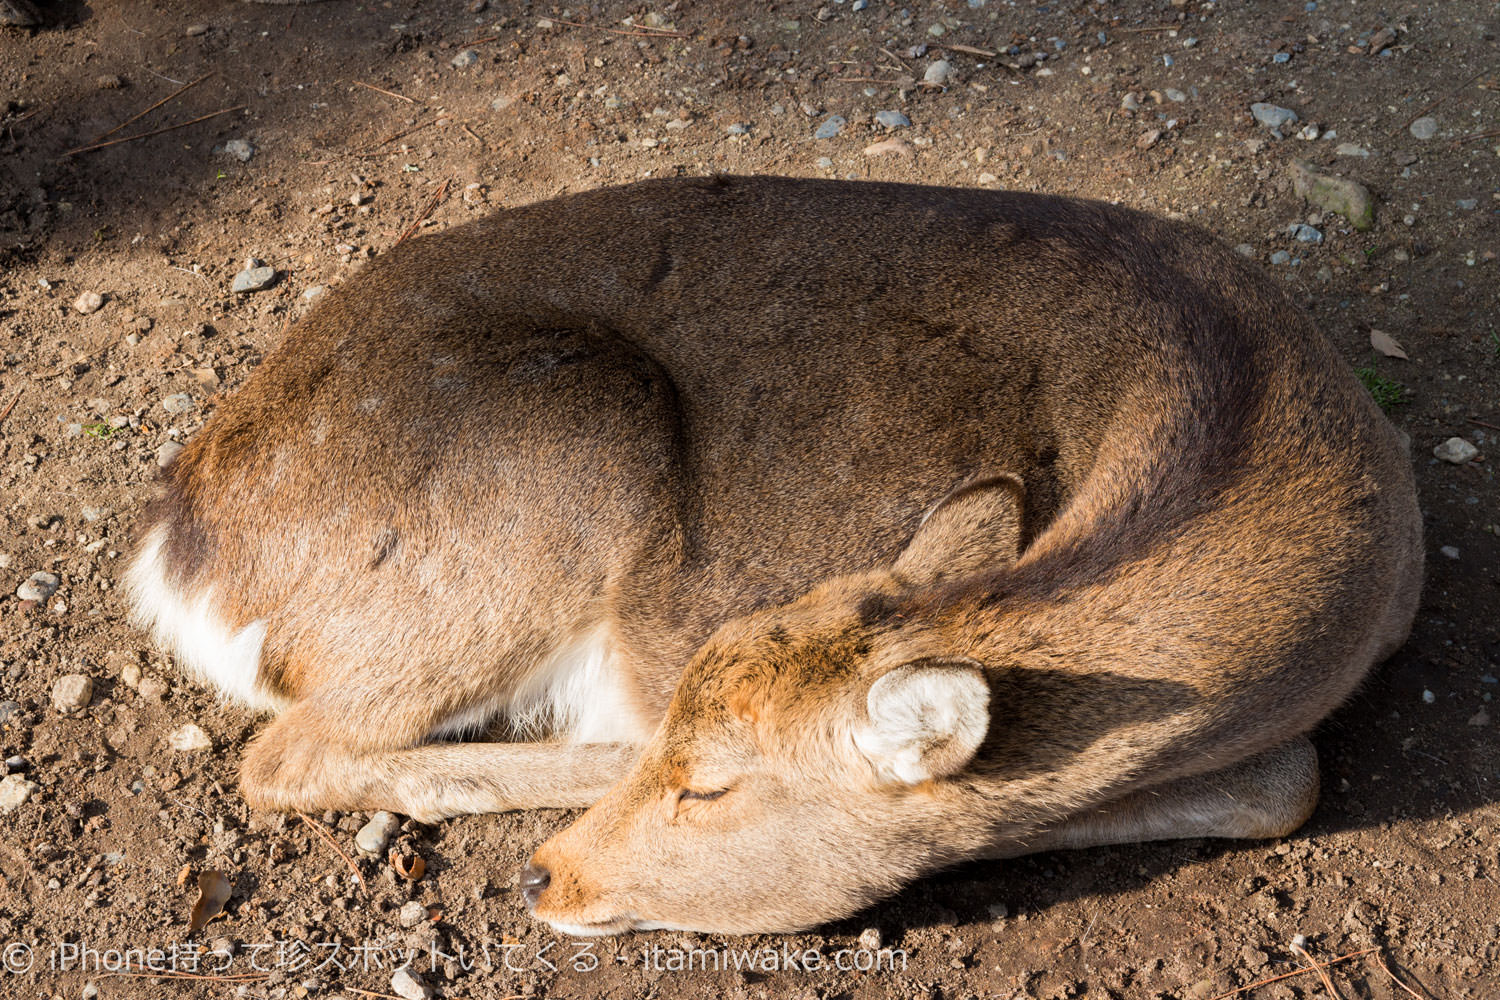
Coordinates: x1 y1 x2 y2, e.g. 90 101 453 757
126 176 1422 934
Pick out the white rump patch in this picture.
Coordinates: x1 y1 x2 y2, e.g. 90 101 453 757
124 524 281 713
504 625 651 745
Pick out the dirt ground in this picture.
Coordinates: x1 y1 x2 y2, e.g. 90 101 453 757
1 0 1497 998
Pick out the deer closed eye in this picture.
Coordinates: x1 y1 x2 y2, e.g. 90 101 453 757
678 788 728 802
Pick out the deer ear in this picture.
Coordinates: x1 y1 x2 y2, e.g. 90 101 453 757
892 475 1025 588
854 659 990 785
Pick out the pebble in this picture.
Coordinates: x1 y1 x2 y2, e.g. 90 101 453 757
222 139 254 163
1335 142 1370 157
1251 102 1298 133
814 115 845 139
391 967 433 1000
1408 116 1438 140
0 774 39 814
815 156 834 169
874 110 910 129
450 49 479 69
1297 124 1320 141
1269 250 1292 265
51 674 94 712
1439 545 1460 560
1288 159 1374 231
137 675 170 702
490 95 516 111
185 23 209 37
166 723 213 752
73 291 104 315
1421 689 1436 704
157 441 185 468
17 570 60 602
1164 88 1186 103
0 702 21 728
1433 437 1479 464
398 900 429 928
1456 198 1478 211
923 59 952 86
231 264 277 294
162 393 195 415
726 122 751 135
1288 223 1323 244
858 927 882 950
1469 708 1491 728
355 811 401 854
4 755 26 773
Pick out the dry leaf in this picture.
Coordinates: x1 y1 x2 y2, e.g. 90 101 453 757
390 849 426 881
863 138 913 159
1370 329 1408 359
175 864 193 888
188 870 232 934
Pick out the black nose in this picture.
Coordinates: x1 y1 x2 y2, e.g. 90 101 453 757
518 863 551 909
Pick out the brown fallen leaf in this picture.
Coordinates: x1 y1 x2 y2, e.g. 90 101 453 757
863 138 913 158
390 849 426 881
189 870 232 935
175 864 193 888
1370 328 1409 359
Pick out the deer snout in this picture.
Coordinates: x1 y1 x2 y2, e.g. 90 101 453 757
517 863 551 910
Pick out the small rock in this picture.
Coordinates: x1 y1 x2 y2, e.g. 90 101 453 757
17 570 60 602
185 23 209 37
0 774 39 814
0 702 22 728
356 811 402 854
95 74 124 90
490 95 516 111
1469 708 1491 728
73 291 104 315
1136 129 1162 150
725 122 751 135
874 110 910 129
814 115 845 139
155 440 185 468
1421 689 1436 704
1288 223 1323 244
1456 198 1478 211
166 723 213 752
231 265 277 294
1251 102 1298 132
1288 159 1374 231
209 938 235 959
858 927 882 950
399 900 429 928
4 755 25 773
162 393 195 415
450 49 479 69
1164 88 1186 103
222 139 254 163
1269 250 1292 265
137 675 170 702
1439 545 1460 560
51 674 94 712
1408 117 1438 140
1433 437 1479 465
922 59 952 86
1297 124 1320 141
391 967 433 1000
1335 142 1370 157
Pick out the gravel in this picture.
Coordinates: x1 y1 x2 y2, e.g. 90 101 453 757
356 811 402 854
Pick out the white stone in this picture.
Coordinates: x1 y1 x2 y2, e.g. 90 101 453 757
355 811 401 854
0 774 38 813
391 967 433 1000
52 673 94 712
167 723 213 752
1433 437 1479 465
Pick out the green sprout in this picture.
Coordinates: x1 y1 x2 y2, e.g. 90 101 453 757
1354 365 1410 414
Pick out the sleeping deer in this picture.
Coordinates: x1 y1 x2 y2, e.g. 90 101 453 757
126 175 1422 935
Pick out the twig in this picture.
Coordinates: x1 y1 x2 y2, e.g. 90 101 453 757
1291 942 1346 1000
371 117 438 148
395 180 451 246
547 16 690 39
1469 417 1500 432
1373 951 1432 1000
1455 129 1500 143
880 46 910 69
1203 947 1378 1000
0 387 21 427
1398 69 1487 132
1123 25 1182 33
62 106 246 157
356 80 416 104
834 77 901 84
460 123 485 146
105 968 269 982
470 34 501 44
296 810 364 892
96 72 213 141
347 990 407 1000
945 42 998 58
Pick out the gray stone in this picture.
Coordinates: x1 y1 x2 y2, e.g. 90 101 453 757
450 49 479 69
356 811 401 854
1288 223 1323 244
726 122 751 135
223 139 255 163
51 674 93 712
0 774 39 814
157 441 185 468
1164 88 1186 103
858 926 882 950
1439 545 1460 560
1251 102 1298 131
1408 116 1438 140
874 110 910 129
73 291 104 315
0 702 21 728
137 675 170 702
1433 437 1479 465
814 115 845 139
1456 198 1478 211
1288 159 1374 231
231 265 277 294
398 900 429 927
391 967 433 1000
17 570 59 602
1334 142 1370 157
1269 250 1292 265
4 756 25 773
923 59 952 85
162 394 195 415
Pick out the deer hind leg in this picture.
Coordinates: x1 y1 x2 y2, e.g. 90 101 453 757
988 736 1320 859
239 698 640 823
